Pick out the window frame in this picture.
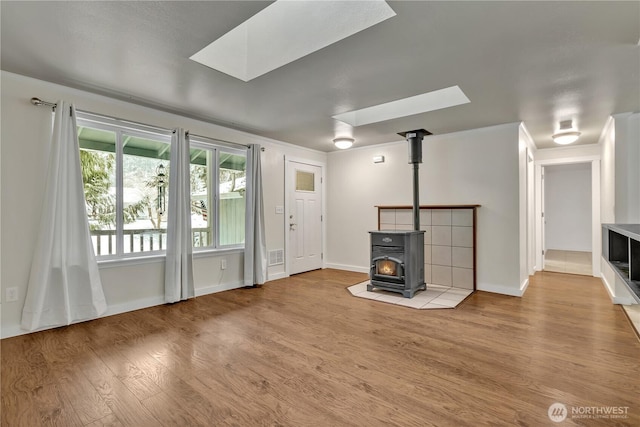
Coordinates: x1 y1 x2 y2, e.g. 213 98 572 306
189 136 247 252
76 112 248 262
77 112 173 261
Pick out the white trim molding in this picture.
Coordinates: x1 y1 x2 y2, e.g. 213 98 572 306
534 155 601 277
477 282 526 297
324 263 369 274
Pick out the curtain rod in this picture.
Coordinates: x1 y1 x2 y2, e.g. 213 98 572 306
31 97 264 151
30 97 57 109
189 132 265 151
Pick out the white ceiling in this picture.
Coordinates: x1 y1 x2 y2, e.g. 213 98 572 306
1 1 638 152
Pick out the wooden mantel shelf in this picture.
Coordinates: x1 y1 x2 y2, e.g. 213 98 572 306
375 204 481 209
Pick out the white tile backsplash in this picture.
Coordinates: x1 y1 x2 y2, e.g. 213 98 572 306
420 225 432 244
432 245 452 266
452 247 473 268
452 267 474 289
420 209 432 226
432 209 452 225
432 265 452 286
395 209 413 225
378 207 476 292
379 209 395 225
452 209 473 226
395 224 413 231
452 226 473 247
424 245 432 264
432 226 452 246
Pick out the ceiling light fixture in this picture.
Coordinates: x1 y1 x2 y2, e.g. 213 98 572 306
334 137 354 149
552 120 581 145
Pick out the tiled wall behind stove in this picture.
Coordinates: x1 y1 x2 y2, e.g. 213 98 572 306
379 208 475 289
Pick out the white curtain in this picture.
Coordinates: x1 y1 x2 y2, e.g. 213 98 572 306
165 128 195 303
22 101 107 331
244 144 267 286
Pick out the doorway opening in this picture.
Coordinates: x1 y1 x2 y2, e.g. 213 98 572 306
542 162 592 275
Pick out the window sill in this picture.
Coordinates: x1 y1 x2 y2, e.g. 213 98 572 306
194 247 244 259
97 254 166 269
96 247 244 268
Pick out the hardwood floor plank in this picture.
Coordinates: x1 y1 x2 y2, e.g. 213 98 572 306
2 269 639 426
84 413 124 427
79 350 162 426
53 366 112 425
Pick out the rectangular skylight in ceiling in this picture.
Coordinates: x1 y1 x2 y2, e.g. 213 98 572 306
190 0 396 82
332 86 471 127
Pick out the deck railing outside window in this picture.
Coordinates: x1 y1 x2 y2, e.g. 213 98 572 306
90 228 210 256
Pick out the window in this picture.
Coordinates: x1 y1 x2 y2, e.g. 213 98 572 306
77 114 172 258
77 114 247 259
296 170 315 191
190 138 246 250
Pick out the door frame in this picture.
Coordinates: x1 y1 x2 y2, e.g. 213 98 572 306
534 155 601 276
284 156 326 276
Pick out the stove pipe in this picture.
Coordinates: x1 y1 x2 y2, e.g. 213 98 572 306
400 129 429 231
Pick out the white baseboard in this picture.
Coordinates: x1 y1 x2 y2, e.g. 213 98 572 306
1 281 247 339
104 295 166 317
599 274 636 305
324 263 369 274
520 278 530 295
195 280 244 297
1 294 168 339
267 271 288 281
477 282 524 297
614 295 637 305
601 274 616 303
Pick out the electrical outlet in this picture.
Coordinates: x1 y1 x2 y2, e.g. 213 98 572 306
6 287 18 302
221 259 227 270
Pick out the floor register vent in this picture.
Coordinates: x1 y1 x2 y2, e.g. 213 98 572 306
269 249 284 266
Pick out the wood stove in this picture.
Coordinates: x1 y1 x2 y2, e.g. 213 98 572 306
368 129 429 298
368 230 425 298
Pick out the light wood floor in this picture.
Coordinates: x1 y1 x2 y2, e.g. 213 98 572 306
2 269 639 426
544 249 592 276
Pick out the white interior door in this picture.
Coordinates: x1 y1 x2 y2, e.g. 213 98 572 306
288 161 323 275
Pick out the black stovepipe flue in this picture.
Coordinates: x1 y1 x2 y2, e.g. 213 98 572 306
402 129 428 231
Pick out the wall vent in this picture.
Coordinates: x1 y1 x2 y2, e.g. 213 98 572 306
268 249 284 266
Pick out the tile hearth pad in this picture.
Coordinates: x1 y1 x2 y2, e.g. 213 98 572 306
348 281 472 309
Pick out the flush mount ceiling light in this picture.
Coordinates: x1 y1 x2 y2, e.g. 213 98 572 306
552 120 581 145
332 86 470 127
333 137 354 149
190 0 396 82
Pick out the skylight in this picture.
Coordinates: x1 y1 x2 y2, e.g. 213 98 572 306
190 0 396 82
332 86 471 127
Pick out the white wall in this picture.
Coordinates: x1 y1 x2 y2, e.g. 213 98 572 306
600 117 616 225
326 122 524 296
600 113 640 304
613 112 640 223
544 163 592 252
0 71 326 337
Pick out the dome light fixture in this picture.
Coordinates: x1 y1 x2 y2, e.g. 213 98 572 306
552 120 581 145
333 137 354 149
